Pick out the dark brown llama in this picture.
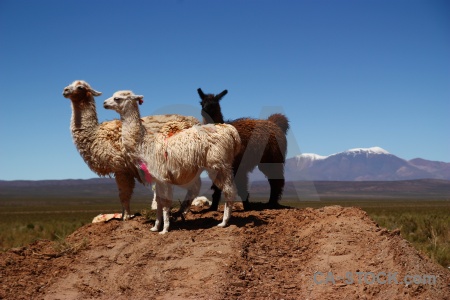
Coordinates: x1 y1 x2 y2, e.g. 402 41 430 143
198 88 289 210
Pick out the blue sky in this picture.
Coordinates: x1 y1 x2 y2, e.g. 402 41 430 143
0 0 449 180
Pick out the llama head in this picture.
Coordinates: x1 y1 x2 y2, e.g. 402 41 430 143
63 80 102 103
103 90 144 115
197 88 227 122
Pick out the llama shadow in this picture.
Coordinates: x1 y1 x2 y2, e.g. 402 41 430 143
190 202 294 214
246 202 294 211
169 214 269 231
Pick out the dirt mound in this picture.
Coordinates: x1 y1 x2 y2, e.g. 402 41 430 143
1 205 449 299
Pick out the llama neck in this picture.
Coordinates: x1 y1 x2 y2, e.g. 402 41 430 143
214 110 225 123
70 99 99 144
120 107 145 156
204 107 225 124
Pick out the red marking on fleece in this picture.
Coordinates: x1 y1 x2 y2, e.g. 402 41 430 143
139 162 152 183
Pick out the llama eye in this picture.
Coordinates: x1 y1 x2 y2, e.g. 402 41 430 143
77 86 85 90
114 97 121 102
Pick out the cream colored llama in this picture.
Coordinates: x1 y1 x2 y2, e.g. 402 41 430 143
62 80 200 220
103 90 241 233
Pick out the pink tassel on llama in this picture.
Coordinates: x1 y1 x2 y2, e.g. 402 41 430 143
138 161 152 183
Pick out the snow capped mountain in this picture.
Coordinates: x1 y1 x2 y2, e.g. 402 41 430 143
341 147 390 156
294 153 326 170
250 147 450 181
296 147 390 162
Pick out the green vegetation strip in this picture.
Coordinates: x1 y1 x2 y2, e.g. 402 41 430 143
0 203 151 252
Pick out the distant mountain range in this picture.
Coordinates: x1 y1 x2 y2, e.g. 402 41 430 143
1 147 449 203
1 178 449 203
250 147 450 181
2 146 450 202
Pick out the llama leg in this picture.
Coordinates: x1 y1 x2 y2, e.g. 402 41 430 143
258 163 285 208
268 178 285 208
156 182 173 234
234 171 251 211
209 184 222 211
115 172 135 220
217 200 233 227
182 177 201 214
160 205 171 234
172 177 201 220
151 182 169 232
213 171 236 227
151 184 157 210
160 190 173 234
206 169 221 211
151 197 163 232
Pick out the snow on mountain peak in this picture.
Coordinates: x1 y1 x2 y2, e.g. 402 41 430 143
295 153 327 161
344 147 390 155
294 147 390 164
295 153 327 169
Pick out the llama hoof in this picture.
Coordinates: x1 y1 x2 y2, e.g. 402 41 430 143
217 222 227 228
267 202 285 209
150 226 159 232
242 202 252 211
123 214 135 221
170 211 184 222
159 231 168 235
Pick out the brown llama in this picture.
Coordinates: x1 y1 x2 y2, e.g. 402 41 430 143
198 88 289 210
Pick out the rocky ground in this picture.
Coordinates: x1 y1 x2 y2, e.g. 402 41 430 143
1 204 449 299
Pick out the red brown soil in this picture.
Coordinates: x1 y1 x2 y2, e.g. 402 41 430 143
1 205 449 299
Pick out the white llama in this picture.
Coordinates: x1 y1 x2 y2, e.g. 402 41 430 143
62 80 200 220
103 91 241 234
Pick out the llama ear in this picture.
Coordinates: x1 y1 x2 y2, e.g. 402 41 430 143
133 95 144 105
216 90 228 101
90 89 102 96
197 88 206 100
